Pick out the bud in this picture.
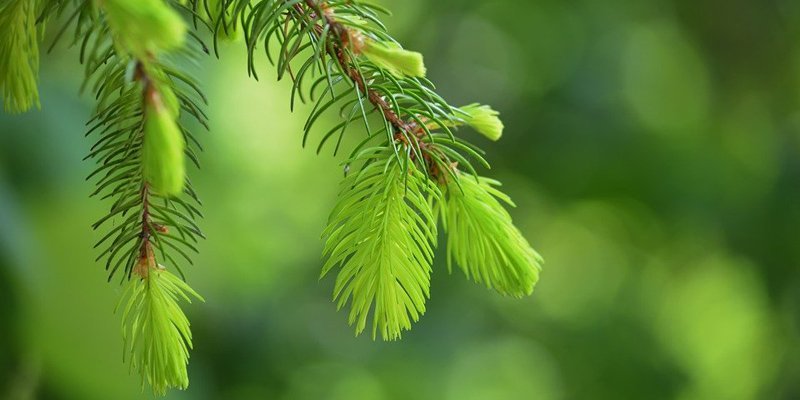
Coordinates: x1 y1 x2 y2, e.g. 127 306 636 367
142 88 186 197
133 241 157 278
0 0 40 113
361 39 426 78
458 104 504 141
102 0 186 56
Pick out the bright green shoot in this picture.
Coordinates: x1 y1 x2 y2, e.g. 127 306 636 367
439 174 543 297
118 253 204 396
322 148 441 340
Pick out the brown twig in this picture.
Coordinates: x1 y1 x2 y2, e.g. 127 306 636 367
134 60 156 277
293 1 437 171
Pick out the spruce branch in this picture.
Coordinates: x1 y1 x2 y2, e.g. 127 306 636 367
3 0 546 392
190 0 543 337
86 46 206 398
42 0 208 393
193 0 474 170
82 18 205 286
291 0 470 171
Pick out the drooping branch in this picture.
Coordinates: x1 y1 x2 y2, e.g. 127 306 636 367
5 0 545 392
26 1 210 393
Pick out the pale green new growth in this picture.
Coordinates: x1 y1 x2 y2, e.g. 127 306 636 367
101 0 186 57
119 268 204 396
458 104 505 141
438 173 542 297
143 87 186 197
0 0 40 113
362 40 427 78
322 148 440 340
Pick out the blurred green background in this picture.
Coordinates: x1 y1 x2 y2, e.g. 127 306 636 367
2 0 799 398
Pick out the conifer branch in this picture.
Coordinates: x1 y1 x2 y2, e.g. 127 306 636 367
288 0 472 175
295 1 422 142
40 0 208 393
191 0 544 338
2 0 546 394
83 36 204 286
